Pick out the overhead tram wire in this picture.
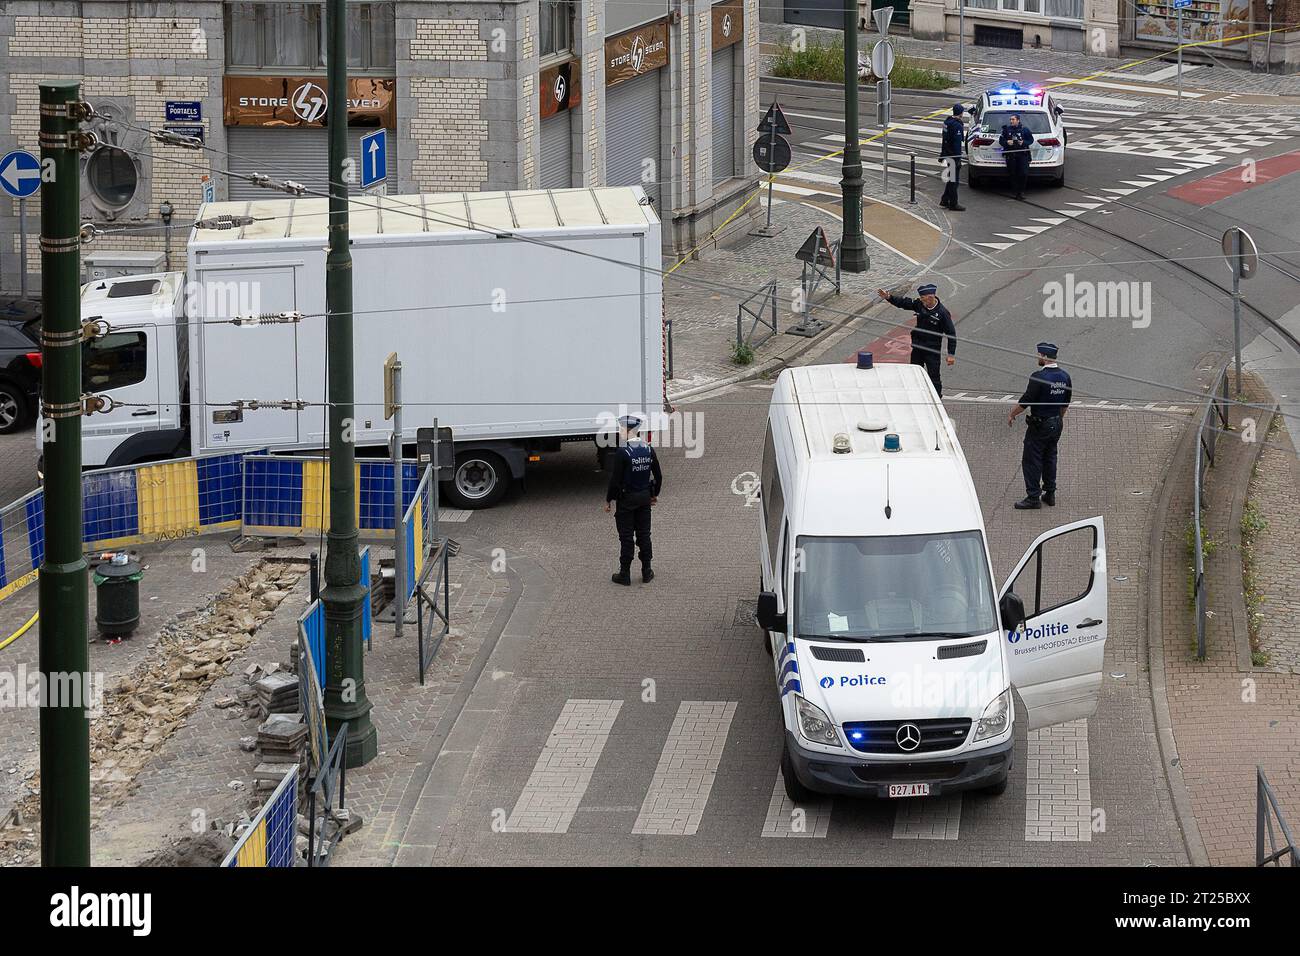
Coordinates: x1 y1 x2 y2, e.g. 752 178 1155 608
97 137 1300 428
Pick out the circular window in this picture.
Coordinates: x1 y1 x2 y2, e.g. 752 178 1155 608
86 146 138 208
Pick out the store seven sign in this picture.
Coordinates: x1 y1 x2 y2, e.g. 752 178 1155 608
224 76 395 127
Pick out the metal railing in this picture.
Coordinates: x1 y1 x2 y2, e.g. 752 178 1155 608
1256 767 1298 866
1192 365 1232 661
307 721 348 868
736 280 779 350
416 537 452 685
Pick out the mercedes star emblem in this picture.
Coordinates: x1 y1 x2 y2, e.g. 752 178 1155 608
896 723 922 752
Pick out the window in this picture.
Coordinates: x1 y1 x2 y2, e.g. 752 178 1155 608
760 423 785 579
85 147 139 209
225 3 394 71
84 332 147 391
539 0 573 59
1045 0 1084 18
795 532 999 641
1008 525 1096 618
964 0 997 9
978 111 1054 133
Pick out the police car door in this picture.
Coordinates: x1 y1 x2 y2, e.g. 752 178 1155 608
998 516 1108 730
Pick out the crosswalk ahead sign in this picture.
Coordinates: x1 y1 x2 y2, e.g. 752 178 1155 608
360 128 387 189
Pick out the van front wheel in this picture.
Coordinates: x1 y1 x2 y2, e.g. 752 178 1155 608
781 743 815 803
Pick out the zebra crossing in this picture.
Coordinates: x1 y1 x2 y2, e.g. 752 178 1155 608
1067 113 1297 164
501 698 1097 843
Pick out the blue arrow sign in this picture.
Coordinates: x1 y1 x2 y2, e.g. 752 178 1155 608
360 128 387 189
0 150 41 199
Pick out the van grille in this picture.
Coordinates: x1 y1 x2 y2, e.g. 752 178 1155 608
842 718 972 754
809 645 865 663
936 640 987 660
851 762 964 783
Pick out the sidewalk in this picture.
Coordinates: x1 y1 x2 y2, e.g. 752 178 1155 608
666 185 947 400
1152 371 1300 866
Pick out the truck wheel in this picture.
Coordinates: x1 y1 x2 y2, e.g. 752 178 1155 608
0 383 30 434
781 743 815 804
444 451 511 509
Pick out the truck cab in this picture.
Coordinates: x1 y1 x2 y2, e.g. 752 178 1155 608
756 363 1107 801
37 272 187 470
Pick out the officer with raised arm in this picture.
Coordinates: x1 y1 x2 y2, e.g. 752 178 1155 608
605 415 662 585
875 282 957 397
1008 342 1072 510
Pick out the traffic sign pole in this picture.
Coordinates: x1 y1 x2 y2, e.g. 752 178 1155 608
1233 228 1242 395
840 0 869 273
18 199 27 297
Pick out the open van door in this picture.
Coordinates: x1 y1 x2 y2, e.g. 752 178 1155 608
999 516 1107 731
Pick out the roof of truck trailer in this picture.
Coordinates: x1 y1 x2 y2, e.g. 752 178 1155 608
191 187 657 243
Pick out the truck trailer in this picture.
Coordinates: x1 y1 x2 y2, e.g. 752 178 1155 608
55 186 665 508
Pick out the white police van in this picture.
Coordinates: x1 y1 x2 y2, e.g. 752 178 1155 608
755 361 1107 801
966 83 1068 189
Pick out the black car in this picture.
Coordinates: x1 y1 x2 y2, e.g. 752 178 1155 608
0 297 42 434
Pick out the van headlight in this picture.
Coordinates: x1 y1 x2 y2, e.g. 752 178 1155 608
975 688 1011 741
794 694 841 748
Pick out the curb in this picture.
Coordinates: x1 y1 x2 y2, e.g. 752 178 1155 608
1143 404 1210 867
760 74 961 101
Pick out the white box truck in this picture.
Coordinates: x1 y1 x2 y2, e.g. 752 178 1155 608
54 187 664 507
755 362 1108 801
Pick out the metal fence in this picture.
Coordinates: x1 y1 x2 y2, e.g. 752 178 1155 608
222 764 298 867
416 538 452 685
736 281 779 350
1192 366 1232 661
1256 767 1298 866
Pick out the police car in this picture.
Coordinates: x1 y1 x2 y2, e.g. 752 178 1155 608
965 83 1068 189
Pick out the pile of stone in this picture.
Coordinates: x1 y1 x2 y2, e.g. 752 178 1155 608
252 672 300 717
253 713 308 795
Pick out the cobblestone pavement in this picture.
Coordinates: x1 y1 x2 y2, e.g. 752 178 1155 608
1246 421 1300 674
1157 375 1300 865
667 193 944 399
761 22 1300 99
407 391 1186 865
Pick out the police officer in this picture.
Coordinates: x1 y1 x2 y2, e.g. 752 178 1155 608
999 114 1035 201
940 103 966 212
604 415 662 585
1008 342 1072 510
875 282 957 396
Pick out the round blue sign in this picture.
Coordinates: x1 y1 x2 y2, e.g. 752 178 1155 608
0 150 41 199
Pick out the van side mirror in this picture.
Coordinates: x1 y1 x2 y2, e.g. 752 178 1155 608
756 591 786 634
999 592 1026 633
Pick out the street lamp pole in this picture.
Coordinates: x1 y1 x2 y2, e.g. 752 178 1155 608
321 0 377 769
840 0 869 273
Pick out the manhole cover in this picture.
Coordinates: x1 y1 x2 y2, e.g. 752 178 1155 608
733 599 758 627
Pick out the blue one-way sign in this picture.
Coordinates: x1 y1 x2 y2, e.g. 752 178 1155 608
0 150 41 199
360 128 387 189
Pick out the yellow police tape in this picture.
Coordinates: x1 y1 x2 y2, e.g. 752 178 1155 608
664 24 1295 277
0 612 38 652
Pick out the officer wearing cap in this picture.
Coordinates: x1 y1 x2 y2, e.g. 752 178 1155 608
604 415 662 585
999 114 1035 201
875 282 957 396
940 103 967 212
1008 343 1072 509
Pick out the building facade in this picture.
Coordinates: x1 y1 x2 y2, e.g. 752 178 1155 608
0 0 762 293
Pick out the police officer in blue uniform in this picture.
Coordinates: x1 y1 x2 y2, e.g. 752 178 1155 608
940 103 967 212
875 282 957 396
605 415 663 585
1008 342 1072 509
999 114 1035 201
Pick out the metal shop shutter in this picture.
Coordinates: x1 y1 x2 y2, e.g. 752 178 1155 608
225 127 394 201
606 68 661 206
711 43 736 185
540 110 573 190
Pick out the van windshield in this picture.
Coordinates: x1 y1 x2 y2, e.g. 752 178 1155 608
794 531 998 642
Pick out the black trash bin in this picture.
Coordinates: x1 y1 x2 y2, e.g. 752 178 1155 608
93 558 142 637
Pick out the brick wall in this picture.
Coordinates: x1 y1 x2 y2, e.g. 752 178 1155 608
409 18 487 60
409 76 489 191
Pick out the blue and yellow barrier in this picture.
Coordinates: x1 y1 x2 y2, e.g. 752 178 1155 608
222 765 298 867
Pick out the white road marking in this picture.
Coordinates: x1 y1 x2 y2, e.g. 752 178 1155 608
893 795 963 839
1025 718 1093 842
762 771 832 838
504 699 623 834
1046 76 1204 98
632 701 737 836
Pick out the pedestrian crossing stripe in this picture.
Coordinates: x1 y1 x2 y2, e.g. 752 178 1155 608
500 699 1103 842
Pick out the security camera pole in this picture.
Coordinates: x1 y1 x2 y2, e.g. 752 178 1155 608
39 79 91 866
321 0 377 768
839 0 869 273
